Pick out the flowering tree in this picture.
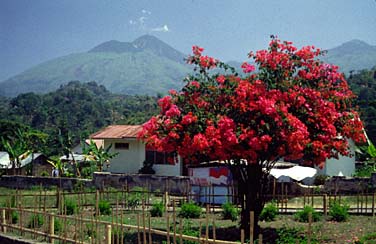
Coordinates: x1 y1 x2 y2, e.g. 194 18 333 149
138 38 365 236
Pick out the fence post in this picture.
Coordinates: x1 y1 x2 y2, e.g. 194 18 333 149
307 212 312 244
49 215 54 244
372 192 375 217
250 211 254 244
323 194 327 216
1 209 6 233
105 224 112 244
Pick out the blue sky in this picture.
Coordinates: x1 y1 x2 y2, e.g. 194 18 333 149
1 0 376 81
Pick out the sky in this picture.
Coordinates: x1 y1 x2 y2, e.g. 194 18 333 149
1 0 376 81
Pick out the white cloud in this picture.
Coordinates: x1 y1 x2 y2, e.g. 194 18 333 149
141 9 151 15
151 24 169 32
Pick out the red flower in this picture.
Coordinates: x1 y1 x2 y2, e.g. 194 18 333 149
241 62 255 73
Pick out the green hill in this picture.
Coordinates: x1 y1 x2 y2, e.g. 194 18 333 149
0 35 190 97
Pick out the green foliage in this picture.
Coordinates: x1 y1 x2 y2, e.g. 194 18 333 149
313 174 329 185
150 202 165 217
221 202 238 221
259 201 278 222
276 226 318 244
354 162 376 177
358 232 376 243
329 200 349 222
98 200 112 215
85 223 97 239
10 210 19 224
40 171 50 177
112 228 138 244
64 198 77 215
0 81 159 157
126 187 146 210
83 140 118 171
28 214 44 228
54 218 62 233
179 202 202 219
294 206 321 222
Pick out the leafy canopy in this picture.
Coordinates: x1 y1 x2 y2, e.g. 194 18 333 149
139 38 365 167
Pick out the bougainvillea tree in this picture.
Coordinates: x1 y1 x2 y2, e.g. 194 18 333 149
138 37 365 236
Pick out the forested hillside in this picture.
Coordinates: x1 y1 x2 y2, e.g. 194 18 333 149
0 81 158 156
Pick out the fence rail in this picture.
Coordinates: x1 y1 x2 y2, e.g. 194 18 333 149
0 186 375 244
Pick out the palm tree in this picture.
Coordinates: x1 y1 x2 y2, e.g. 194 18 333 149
1 129 29 175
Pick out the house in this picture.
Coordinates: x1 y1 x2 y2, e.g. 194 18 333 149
89 125 182 176
317 140 357 177
0 151 52 176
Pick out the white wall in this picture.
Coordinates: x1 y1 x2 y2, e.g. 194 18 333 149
103 139 145 174
318 140 356 177
153 156 182 176
103 139 182 176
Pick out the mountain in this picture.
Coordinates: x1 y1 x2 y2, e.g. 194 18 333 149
322 39 376 73
1 37 376 97
0 35 190 97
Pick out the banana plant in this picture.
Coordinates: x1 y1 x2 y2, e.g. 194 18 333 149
83 140 118 172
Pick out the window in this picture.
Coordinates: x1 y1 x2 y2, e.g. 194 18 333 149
145 146 176 165
115 143 129 150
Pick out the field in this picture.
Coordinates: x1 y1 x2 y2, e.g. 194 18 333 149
0 187 375 243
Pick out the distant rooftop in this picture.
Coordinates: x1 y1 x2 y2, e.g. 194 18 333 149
90 125 142 139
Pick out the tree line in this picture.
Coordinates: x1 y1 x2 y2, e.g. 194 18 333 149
0 81 159 157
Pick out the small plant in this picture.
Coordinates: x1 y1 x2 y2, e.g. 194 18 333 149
329 200 349 222
150 202 165 217
259 201 278 221
98 200 112 215
64 198 77 215
276 226 318 244
40 170 50 177
28 214 44 228
221 202 238 221
54 218 62 233
294 206 321 222
126 188 146 210
313 174 328 186
85 223 97 239
10 210 19 224
179 202 202 219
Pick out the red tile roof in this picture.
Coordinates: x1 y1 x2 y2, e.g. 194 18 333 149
90 125 142 139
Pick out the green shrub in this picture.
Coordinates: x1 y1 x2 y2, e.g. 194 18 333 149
98 200 112 215
221 202 238 221
64 198 77 215
85 223 97 239
28 214 44 228
10 210 19 224
313 174 328 186
150 202 165 217
127 188 146 210
54 219 62 233
359 232 376 243
179 202 202 219
294 206 321 222
259 201 278 221
276 226 318 244
329 200 349 222
40 171 50 177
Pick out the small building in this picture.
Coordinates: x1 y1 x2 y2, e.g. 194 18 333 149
89 125 182 176
0 152 51 176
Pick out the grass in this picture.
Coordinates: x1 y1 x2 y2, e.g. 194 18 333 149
0 187 375 243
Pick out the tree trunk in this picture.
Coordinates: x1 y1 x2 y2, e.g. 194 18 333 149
230 162 268 239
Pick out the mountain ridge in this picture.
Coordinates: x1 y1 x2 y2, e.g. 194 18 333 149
1 36 375 97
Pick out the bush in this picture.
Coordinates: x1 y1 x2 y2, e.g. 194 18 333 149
64 199 77 215
276 226 318 244
54 219 62 233
98 200 112 215
179 202 202 218
28 214 44 228
11 210 19 224
259 201 278 221
150 202 165 217
294 206 321 222
221 202 238 221
313 174 328 186
329 200 349 222
127 188 146 210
